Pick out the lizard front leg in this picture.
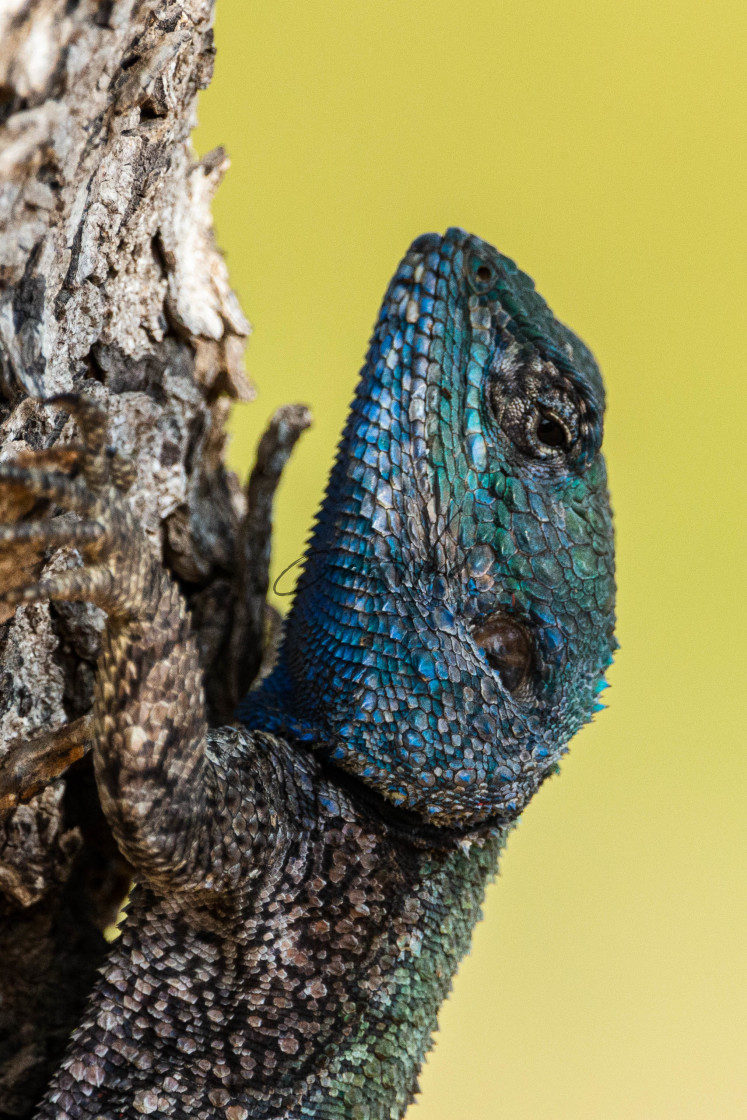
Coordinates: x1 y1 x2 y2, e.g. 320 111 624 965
0 396 270 900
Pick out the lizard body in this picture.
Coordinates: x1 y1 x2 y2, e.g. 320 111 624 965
0 229 615 1118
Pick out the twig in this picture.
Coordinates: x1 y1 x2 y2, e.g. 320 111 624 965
228 404 312 708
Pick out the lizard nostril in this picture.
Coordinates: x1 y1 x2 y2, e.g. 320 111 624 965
472 614 533 694
475 264 492 284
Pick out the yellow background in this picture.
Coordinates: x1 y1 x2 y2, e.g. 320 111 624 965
195 3 745 1117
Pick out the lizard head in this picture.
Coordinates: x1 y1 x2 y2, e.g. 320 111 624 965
241 228 616 830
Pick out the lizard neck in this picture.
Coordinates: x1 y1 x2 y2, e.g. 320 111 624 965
295 827 506 1118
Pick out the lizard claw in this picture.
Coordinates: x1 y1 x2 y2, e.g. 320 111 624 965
43 394 135 494
44 394 107 488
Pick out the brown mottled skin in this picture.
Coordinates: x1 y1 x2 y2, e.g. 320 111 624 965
39 734 502 1119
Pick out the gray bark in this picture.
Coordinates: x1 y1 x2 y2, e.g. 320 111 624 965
0 2 265 1113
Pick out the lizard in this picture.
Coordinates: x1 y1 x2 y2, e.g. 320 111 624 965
0 227 615 1119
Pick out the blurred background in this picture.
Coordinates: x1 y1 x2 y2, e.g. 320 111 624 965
194 2 745 1117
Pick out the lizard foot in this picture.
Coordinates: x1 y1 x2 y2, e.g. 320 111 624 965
0 396 147 618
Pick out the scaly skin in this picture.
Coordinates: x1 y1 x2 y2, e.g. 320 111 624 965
0 229 615 1119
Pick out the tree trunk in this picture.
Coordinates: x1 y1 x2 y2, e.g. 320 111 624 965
0 2 261 1113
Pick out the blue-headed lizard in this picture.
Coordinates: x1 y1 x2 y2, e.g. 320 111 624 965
0 228 615 1119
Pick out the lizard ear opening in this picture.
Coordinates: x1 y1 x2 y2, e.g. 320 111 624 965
472 614 534 695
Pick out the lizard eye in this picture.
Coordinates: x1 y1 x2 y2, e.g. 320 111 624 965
472 614 533 694
488 364 583 465
536 409 572 452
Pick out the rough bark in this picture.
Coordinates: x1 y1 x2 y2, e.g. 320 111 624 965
0 2 260 1114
